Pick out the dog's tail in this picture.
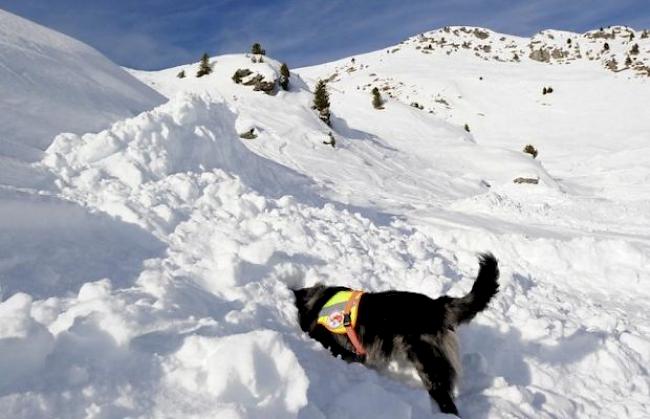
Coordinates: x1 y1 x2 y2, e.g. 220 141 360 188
446 253 500 326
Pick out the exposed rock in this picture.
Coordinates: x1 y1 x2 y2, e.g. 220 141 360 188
232 68 253 84
242 74 277 95
473 28 489 39
529 48 551 62
513 177 539 184
239 128 257 140
606 58 619 71
322 131 336 148
588 30 615 40
551 48 568 59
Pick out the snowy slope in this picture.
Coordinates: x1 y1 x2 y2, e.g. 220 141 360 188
1 19 650 419
0 9 164 162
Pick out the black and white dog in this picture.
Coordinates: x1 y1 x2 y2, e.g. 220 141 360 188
293 253 499 416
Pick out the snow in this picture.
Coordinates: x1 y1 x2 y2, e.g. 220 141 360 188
1 10 650 419
0 9 164 163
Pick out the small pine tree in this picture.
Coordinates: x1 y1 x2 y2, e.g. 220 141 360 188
543 87 547 95
371 87 383 109
279 63 290 90
196 53 212 77
313 80 330 125
630 43 640 55
625 55 633 66
251 42 266 55
523 144 538 158
464 123 470 132
177 70 186 79
603 42 610 51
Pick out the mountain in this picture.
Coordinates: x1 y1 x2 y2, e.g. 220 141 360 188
0 9 164 163
1 14 649 419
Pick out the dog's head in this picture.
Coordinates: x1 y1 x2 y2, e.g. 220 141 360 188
292 284 330 331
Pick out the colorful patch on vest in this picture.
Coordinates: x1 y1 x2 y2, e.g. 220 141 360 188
327 311 344 329
317 290 362 335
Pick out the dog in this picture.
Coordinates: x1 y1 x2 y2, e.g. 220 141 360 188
292 253 499 416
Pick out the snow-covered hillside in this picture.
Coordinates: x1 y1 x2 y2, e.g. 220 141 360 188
1 13 650 419
0 9 164 163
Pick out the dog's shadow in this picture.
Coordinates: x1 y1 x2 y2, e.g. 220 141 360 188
456 322 604 419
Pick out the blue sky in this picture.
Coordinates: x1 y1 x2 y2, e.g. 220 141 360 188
1 1 649 70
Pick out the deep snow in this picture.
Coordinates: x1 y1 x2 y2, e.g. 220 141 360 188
1 11 650 419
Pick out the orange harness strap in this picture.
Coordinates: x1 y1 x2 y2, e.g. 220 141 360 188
343 290 366 356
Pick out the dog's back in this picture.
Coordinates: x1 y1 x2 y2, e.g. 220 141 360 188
357 253 499 338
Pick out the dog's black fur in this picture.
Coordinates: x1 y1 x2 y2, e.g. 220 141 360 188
292 253 499 416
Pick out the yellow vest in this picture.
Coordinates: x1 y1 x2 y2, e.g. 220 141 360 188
317 290 361 334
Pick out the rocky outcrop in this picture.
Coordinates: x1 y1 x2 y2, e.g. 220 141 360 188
529 48 551 62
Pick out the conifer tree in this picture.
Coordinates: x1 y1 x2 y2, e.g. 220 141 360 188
523 144 538 158
464 123 470 132
279 63 290 90
313 80 330 125
177 70 186 79
630 43 640 55
251 42 266 55
196 53 212 77
371 87 383 109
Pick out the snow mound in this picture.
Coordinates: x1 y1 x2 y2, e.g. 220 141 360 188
129 54 290 99
0 9 164 161
160 330 308 418
42 92 317 231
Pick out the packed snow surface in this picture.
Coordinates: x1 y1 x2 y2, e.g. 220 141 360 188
1 13 650 419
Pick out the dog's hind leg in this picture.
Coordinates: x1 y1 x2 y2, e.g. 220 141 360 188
407 338 459 416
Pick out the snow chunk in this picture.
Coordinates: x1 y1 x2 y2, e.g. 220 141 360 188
0 293 55 392
161 330 308 418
